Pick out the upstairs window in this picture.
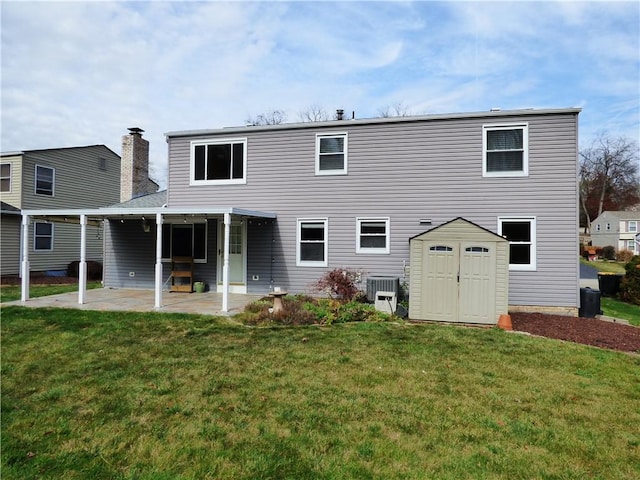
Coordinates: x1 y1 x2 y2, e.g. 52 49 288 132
35 165 55 196
356 217 390 254
297 218 328 266
483 124 528 177
34 222 54 251
161 223 207 262
498 216 536 271
190 138 247 185
595 224 601 232
628 221 637 233
0 163 10 192
605 223 611 231
316 133 347 175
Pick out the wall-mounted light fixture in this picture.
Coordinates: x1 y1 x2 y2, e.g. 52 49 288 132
141 216 150 233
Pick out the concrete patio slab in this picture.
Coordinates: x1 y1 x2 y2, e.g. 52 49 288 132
1 287 263 316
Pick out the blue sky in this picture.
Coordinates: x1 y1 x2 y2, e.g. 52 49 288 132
2 1 638 187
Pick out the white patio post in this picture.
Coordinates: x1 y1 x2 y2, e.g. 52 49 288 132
20 214 30 302
154 212 163 309
222 212 231 312
78 214 87 304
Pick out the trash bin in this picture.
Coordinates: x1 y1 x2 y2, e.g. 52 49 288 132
579 287 602 318
597 273 623 297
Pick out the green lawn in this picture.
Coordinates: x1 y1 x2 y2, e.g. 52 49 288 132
2 307 639 479
580 257 627 274
601 297 640 326
0 282 101 303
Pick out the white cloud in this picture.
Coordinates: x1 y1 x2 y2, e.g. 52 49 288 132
1 0 638 188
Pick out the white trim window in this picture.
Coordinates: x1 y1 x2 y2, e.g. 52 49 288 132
190 138 247 185
627 240 636 252
316 133 347 175
297 218 328 266
161 222 207 262
35 165 55 196
0 163 11 192
34 222 54 251
628 221 637 233
498 216 536 271
356 217 390 254
483 124 528 177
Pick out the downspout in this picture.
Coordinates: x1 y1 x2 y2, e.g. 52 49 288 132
20 213 30 302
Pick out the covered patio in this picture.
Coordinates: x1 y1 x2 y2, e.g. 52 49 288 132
3 288 263 316
19 205 276 313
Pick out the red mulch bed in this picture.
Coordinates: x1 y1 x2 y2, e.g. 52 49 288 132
511 312 640 353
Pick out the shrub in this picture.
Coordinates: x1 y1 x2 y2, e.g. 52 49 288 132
312 268 363 301
602 246 616 260
619 255 640 305
237 295 397 326
616 249 634 263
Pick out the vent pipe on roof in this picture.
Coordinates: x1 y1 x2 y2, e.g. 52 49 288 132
490 107 501 112
336 109 344 120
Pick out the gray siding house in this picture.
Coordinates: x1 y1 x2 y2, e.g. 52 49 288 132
0 145 121 275
96 107 580 316
591 211 640 254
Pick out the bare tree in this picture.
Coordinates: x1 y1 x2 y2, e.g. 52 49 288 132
298 105 330 123
378 101 411 118
245 109 287 126
580 134 640 233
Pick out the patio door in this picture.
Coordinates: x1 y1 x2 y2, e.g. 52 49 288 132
217 220 246 293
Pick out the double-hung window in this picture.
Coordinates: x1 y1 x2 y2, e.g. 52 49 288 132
628 221 637 233
356 217 390 254
498 216 536 271
0 163 11 192
34 222 53 251
297 218 328 266
316 133 347 175
483 124 528 177
35 165 55 196
190 138 247 185
161 223 207 262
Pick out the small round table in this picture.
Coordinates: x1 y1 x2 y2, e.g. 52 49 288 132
269 291 288 313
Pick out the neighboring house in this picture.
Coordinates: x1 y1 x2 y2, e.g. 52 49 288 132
21 108 581 319
1 129 159 277
0 145 121 275
591 211 640 254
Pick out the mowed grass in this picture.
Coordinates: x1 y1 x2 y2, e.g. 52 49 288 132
0 282 101 303
580 257 627 274
601 297 640 326
2 307 639 480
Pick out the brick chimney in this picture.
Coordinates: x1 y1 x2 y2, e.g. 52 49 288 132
121 127 154 202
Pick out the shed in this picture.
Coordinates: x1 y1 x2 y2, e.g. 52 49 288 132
409 217 509 324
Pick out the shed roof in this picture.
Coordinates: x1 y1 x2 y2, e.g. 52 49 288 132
410 217 506 242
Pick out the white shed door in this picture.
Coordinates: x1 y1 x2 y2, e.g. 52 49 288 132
458 242 496 323
422 242 459 322
421 241 495 323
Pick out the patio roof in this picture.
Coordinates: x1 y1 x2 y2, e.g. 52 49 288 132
22 206 277 220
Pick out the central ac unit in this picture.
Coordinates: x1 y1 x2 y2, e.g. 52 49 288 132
366 276 400 302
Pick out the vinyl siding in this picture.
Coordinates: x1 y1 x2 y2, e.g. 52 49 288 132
1 214 21 275
164 111 579 308
15 146 121 273
0 155 23 208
